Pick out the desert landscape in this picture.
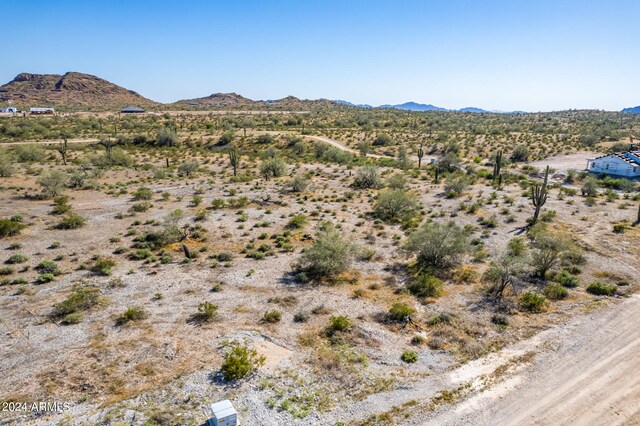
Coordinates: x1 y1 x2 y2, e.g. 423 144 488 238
0 91 639 425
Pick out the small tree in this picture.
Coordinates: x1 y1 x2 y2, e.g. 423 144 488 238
396 146 411 170
352 166 381 189
221 342 266 381
483 251 528 302
218 131 235 146
157 127 178 147
373 189 418 222
404 221 470 270
510 145 529 162
56 136 68 165
530 232 567 279
530 165 549 224
38 170 68 198
0 151 15 177
580 177 598 197
373 133 391 146
294 222 354 280
178 161 198 177
259 158 287 180
227 145 240 176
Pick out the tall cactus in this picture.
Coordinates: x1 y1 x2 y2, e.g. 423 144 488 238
493 150 503 181
530 165 550 224
417 144 424 169
228 145 240 176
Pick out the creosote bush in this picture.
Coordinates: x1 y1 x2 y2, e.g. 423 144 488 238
0 218 26 238
294 222 354 281
586 282 616 296
221 342 266 381
56 212 87 229
116 306 148 325
53 286 100 316
407 274 443 298
388 302 415 323
404 221 470 270
326 315 352 336
519 291 547 312
401 350 418 363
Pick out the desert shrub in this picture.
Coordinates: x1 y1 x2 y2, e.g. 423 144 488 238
352 166 381 189
407 274 443 298
131 202 151 212
262 310 282 323
36 260 59 274
6 253 28 264
0 266 14 275
221 342 266 381
444 175 469 198
326 315 352 336
156 127 177 147
217 252 233 262
386 173 408 190
556 270 579 287
53 286 100 316
61 313 82 325
293 311 309 323
256 133 273 144
286 214 307 230
56 212 87 229
287 175 310 192
543 283 568 300
91 257 116 276
510 145 529 162
178 161 198 177
529 228 568 278
132 187 153 200
196 301 219 322
259 158 287 180
519 291 547 312
580 178 598 197
116 306 148 325
36 273 55 283
388 302 415 323
322 147 352 163
294 223 354 280
586 282 616 296
51 196 72 214
0 218 26 238
404 221 470 270
211 198 226 209
373 133 391 146
373 189 417 222
401 350 418 364
0 152 15 177
14 144 45 162
38 170 69 198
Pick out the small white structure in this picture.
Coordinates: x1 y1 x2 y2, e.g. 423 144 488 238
209 400 237 426
0 106 17 113
586 151 640 178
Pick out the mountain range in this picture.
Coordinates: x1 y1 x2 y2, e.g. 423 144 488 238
0 72 638 114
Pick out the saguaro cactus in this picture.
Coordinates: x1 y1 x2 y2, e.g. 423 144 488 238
57 136 68 165
417 144 424 169
228 145 240 176
493 150 503 181
530 165 550 224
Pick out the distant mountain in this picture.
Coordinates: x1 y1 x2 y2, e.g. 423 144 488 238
457 107 488 113
0 72 157 110
174 92 259 108
380 101 447 112
621 105 640 114
333 100 373 108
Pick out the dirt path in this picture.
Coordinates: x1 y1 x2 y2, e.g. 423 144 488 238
303 135 389 159
430 294 640 426
528 151 603 174
323 294 640 425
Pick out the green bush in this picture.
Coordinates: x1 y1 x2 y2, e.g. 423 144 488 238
373 189 417 222
36 260 59 274
6 253 28 264
0 218 26 238
91 257 116 276
326 315 352 336
196 301 219 322
259 158 288 180
61 313 82 325
407 274 443 298
352 166 381 189
388 302 415 323
0 266 14 275
116 306 148 325
53 286 100 316
36 273 56 283
38 170 69 198
294 223 354 280
262 310 282 323
56 212 87 229
586 282 616 296
221 342 266 381
519 291 547 312
401 350 418 363
543 283 568 300
286 214 307 230
556 270 579 288
132 187 153 200
404 221 470 270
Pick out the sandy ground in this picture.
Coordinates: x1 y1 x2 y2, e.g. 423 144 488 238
428 293 640 426
529 151 603 174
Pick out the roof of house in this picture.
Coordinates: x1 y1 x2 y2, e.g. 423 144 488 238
30 107 54 111
121 106 145 112
592 151 640 167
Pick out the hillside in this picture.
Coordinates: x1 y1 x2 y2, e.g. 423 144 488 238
0 72 158 111
622 105 640 114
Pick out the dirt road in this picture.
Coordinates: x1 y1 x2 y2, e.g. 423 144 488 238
430 294 640 426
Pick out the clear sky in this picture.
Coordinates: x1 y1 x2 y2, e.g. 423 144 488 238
2 0 639 111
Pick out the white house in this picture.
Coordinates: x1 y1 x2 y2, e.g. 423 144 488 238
586 151 640 178
0 106 17 113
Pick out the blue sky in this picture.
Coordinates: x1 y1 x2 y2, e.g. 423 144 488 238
2 0 639 111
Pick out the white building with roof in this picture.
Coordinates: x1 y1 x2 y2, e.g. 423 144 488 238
586 151 640 177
